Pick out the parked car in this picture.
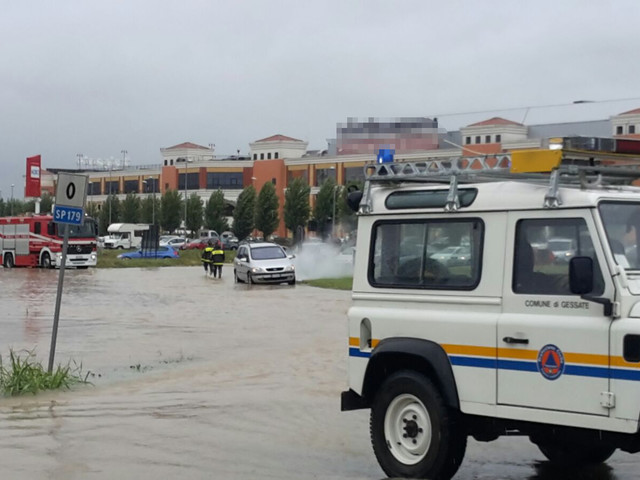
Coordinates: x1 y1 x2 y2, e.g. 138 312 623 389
221 235 239 250
547 237 576 263
160 237 187 249
234 242 295 285
181 238 208 250
429 245 471 266
117 246 180 260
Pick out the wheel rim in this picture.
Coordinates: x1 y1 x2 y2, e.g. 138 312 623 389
42 253 51 267
384 393 432 465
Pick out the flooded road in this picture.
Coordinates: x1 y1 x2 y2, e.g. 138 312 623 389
1 266 639 479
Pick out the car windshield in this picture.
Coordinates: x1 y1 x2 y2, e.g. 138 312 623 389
599 202 640 270
251 246 285 260
548 239 572 251
63 219 96 238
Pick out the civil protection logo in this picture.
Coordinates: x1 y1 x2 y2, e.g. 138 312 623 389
537 344 565 380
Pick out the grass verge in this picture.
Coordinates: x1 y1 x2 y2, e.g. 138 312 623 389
97 248 236 268
302 277 353 290
0 349 90 396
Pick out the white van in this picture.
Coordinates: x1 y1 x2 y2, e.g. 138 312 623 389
104 223 149 249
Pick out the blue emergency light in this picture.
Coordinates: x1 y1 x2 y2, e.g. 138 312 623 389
377 148 395 164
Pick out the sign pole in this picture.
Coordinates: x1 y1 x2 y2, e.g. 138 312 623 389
48 223 69 373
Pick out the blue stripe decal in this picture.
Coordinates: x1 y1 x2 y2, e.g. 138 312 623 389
611 368 640 381
449 356 496 369
564 364 609 379
349 347 371 358
497 359 538 373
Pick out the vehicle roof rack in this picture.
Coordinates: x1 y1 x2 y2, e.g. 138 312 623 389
359 149 640 213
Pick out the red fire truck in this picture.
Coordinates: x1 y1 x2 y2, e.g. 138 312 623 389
0 214 98 268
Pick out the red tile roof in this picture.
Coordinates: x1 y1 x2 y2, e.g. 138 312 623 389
619 107 640 115
468 117 523 127
254 134 303 143
165 142 210 150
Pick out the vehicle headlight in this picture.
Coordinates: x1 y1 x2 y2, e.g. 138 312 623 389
285 265 295 271
91 254 97 260
251 267 264 273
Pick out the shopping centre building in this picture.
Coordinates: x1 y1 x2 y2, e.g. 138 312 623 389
49 108 640 237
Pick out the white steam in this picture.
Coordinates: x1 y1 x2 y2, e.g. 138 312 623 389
291 241 354 280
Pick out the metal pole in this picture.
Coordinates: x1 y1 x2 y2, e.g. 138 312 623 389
184 160 187 235
109 163 112 224
332 185 337 239
48 223 69 373
10 184 14 216
151 178 155 225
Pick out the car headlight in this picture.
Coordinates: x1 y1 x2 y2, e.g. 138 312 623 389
285 265 295 271
91 254 97 260
251 267 264 273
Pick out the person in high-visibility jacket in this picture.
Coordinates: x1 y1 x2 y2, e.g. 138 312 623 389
211 242 225 278
202 241 214 276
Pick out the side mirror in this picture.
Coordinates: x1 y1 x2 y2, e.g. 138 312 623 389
347 190 363 212
570 256 593 295
288 254 296 259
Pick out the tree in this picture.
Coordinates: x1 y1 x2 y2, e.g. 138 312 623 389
0 198 5 216
121 193 141 223
85 202 100 222
160 189 182 233
140 195 160 225
204 190 229 233
233 185 256 240
254 181 279 240
99 195 121 235
313 179 336 239
284 177 310 244
185 193 203 236
40 192 53 214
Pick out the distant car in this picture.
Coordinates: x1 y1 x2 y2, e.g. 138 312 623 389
160 237 187 249
234 242 295 285
429 246 471 267
547 238 576 263
117 246 180 260
181 238 208 250
221 235 239 250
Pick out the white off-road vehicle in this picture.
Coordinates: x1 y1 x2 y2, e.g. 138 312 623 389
342 138 640 479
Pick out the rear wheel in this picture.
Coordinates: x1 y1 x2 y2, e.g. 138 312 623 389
41 252 52 269
3 254 14 268
370 370 466 480
535 440 616 467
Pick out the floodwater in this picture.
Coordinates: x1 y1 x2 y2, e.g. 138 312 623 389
0 266 639 479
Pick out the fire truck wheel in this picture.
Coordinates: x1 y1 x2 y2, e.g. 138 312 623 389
41 252 52 269
370 370 467 480
3 254 14 268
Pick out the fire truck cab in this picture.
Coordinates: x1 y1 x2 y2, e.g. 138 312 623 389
0 214 98 268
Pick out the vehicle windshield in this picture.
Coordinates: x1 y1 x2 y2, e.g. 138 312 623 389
251 246 286 260
62 219 97 238
599 202 640 270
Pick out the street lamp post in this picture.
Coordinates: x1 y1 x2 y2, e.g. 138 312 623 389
184 158 188 236
147 177 155 225
332 184 340 239
10 184 14 216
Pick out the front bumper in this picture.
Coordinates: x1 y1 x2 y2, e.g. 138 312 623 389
252 272 295 283
54 253 98 268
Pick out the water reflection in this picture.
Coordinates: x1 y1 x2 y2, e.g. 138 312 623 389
531 461 617 480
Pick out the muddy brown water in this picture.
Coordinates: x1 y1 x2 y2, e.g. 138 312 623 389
0 266 638 479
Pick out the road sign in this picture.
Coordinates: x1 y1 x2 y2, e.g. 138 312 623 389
53 205 84 225
55 172 88 209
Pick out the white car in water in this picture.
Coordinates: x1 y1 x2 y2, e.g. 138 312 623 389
233 242 296 285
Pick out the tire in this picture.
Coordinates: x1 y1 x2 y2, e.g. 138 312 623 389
4 254 14 268
536 440 616 467
370 370 466 480
234 269 240 283
41 252 52 269
288 276 296 286
247 273 254 285
117 246 124 250
77 266 89 270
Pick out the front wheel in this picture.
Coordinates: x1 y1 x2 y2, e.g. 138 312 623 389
536 440 616 467
370 370 466 480
288 276 296 285
247 273 254 285
41 252 52 269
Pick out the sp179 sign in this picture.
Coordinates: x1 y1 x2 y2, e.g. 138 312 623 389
53 205 84 225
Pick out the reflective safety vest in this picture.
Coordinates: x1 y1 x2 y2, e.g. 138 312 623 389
211 249 225 265
202 247 213 263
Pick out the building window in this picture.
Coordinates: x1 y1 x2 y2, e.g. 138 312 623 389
253 154 257 160
178 172 200 190
631 125 636 134
274 152 279 159
88 182 102 195
495 134 501 143
370 219 483 290
287 170 309 186
617 126 624 135
170 159 174 166
485 135 491 143
315 167 337 187
267 153 272 159
475 136 481 144
105 181 119 195
164 160 168 166
465 137 471 145
206 172 243 190
345 166 365 183
260 153 264 160
124 180 139 194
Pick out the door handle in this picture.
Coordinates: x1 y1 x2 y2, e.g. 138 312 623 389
503 336 529 345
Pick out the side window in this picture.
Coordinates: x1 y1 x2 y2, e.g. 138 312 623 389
34 222 41 235
370 219 483 290
513 218 604 295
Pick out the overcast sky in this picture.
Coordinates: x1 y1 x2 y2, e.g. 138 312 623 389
2 1 640 199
